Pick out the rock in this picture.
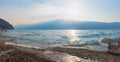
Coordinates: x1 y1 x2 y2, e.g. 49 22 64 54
0 18 14 29
108 38 120 55
100 38 115 43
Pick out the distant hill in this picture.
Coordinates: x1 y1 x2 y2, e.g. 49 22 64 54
0 18 14 29
15 20 120 30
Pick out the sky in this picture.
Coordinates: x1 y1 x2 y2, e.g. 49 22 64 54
0 0 120 26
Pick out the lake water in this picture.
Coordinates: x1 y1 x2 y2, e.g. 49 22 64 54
0 30 120 48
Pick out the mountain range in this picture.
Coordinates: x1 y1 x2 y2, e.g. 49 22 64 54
15 20 120 30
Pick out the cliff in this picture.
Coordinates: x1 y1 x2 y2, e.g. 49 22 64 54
0 18 14 29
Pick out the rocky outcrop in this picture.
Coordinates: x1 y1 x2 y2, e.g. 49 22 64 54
0 18 14 29
108 38 120 54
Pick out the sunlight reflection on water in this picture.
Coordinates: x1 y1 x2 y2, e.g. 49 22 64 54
0 30 120 48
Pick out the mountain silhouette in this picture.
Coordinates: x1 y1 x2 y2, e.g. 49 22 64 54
15 20 120 30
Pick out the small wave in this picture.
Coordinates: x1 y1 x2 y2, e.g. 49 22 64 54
5 42 41 49
0 35 41 43
78 34 100 38
99 37 118 43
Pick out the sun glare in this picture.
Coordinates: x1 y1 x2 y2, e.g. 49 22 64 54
60 0 87 21
61 7 80 21
66 30 80 43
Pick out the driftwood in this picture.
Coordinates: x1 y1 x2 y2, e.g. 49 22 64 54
108 38 120 55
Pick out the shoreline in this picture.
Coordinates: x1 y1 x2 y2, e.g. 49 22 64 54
0 41 55 62
0 40 120 62
0 41 91 62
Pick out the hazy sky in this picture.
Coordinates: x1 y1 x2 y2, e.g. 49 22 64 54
0 0 120 26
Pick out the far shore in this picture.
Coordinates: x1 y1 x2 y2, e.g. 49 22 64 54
0 40 120 62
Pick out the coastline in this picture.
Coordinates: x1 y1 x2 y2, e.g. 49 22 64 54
0 41 54 62
0 40 89 62
0 40 120 62
48 47 120 62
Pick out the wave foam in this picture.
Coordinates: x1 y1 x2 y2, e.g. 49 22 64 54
4 42 96 62
5 42 41 49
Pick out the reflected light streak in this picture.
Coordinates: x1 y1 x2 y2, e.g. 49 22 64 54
66 30 80 44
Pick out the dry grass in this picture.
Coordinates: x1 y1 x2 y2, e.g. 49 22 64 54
0 41 13 51
1 41 120 62
0 42 54 62
0 50 54 62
